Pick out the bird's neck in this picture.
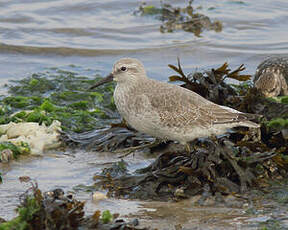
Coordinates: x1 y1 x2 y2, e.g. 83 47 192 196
116 77 147 91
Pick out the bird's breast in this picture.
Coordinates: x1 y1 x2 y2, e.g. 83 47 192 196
114 84 137 121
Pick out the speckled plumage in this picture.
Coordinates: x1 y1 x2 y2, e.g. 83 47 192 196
93 58 259 145
254 57 288 97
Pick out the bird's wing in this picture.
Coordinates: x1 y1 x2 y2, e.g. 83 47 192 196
142 82 249 129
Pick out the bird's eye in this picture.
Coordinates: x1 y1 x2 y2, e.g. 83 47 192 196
120 66 127 71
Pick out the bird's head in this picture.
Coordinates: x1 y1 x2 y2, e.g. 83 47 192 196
90 58 147 89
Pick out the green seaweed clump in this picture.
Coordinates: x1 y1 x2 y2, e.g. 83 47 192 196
267 118 288 130
280 96 288 104
101 210 113 224
0 183 84 230
3 96 41 109
0 142 30 162
269 96 288 104
0 191 40 230
138 5 162 15
0 68 118 133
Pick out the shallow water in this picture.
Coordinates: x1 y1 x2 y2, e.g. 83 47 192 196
1 0 288 84
1 0 288 228
0 150 154 220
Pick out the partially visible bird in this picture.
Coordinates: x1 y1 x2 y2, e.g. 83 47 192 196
90 58 259 151
254 57 288 97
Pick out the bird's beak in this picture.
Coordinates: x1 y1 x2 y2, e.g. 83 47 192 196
90 73 114 89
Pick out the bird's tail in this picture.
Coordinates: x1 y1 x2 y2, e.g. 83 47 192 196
236 111 262 128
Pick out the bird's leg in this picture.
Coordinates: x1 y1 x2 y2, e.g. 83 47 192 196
110 119 129 129
252 127 262 142
210 134 218 142
118 139 161 158
184 139 200 154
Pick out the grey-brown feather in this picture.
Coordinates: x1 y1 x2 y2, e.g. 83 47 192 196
111 58 259 144
121 78 257 131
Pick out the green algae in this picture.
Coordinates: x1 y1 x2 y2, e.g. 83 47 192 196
101 210 113 224
3 96 41 109
280 96 288 104
0 142 30 162
0 68 117 133
0 196 41 230
67 100 90 110
141 5 162 15
272 96 288 104
40 99 55 112
263 96 288 106
267 118 288 129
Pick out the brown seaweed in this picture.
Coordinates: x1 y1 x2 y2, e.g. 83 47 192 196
93 137 278 200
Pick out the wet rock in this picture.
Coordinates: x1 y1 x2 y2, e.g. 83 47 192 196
0 120 61 155
92 191 107 202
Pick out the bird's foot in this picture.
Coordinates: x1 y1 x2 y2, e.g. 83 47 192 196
117 139 161 158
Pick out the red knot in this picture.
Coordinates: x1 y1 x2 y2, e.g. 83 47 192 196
254 57 288 97
91 58 259 151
